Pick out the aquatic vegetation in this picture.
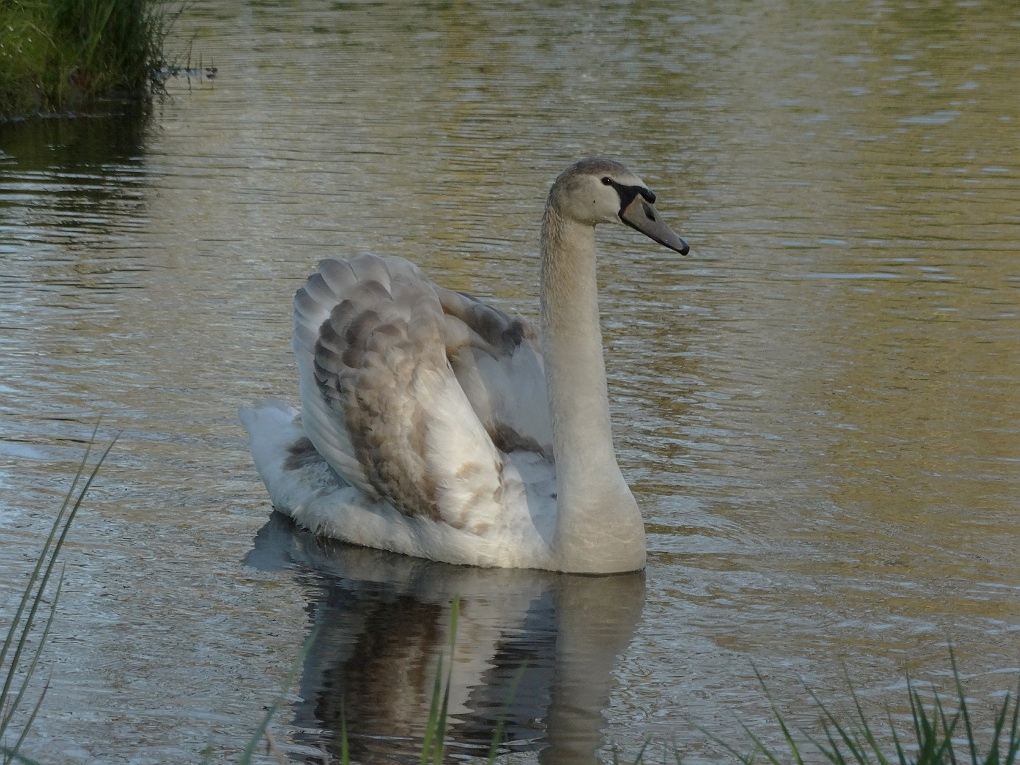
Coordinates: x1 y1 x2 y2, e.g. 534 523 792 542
0 428 116 765
229 628 316 765
700 660 1020 765
0 0 174 119
2 440 1017 764
241 595 518 765
247 624 1020 765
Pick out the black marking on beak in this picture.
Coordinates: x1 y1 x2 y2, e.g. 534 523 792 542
618 188 690 255
602 177 655 215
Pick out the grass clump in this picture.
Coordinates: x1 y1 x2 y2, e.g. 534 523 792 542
703 660 1020 765
0 0 171 120
0 427 116 764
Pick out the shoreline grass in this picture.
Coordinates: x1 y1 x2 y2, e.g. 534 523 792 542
704 659 1020 765
0 0 175 121
2 444 1018 763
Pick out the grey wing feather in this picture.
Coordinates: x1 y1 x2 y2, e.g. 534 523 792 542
295 254 502 521
293 254 552 525
436 287 553 457
294 262 378 496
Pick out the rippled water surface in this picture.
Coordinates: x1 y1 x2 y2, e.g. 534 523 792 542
1 1 1018 763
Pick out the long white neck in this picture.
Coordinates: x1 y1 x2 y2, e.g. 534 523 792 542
540 206 647 573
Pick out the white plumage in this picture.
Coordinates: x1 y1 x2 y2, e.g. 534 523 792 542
240 158 689 573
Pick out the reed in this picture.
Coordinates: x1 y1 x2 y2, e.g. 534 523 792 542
0 426 116 765
699 659 1020 765
2 441 1018 764
0 0 172 119
247 614 1019 764
244 598 471 765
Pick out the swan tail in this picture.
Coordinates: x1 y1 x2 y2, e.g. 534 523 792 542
238 400 348 515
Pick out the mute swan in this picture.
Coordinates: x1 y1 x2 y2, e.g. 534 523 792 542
240 158 689 573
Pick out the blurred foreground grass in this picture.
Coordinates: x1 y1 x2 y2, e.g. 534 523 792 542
2 434 1017 764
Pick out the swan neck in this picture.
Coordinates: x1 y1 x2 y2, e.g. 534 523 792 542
540 205 645 573
540 208 614 455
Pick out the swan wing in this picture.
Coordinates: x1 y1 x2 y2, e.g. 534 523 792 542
293 255 523 532
435 287 553 457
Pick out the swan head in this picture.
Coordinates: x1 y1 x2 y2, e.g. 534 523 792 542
549 158 690 255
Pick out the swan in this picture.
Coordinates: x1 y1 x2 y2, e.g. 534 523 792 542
240 158 689 573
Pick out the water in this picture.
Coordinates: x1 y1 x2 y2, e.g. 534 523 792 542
1 0 1018 762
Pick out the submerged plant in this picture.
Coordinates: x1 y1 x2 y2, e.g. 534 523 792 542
0 426 116 764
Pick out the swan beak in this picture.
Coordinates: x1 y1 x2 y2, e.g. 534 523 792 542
620 195 690 255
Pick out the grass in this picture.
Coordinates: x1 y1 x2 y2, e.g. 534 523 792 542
1 441 1018 764
238 621 1018 765
228 627 317 765
699 659 1020 765
0 0 176 120
0 425 117 765
235 596 496 765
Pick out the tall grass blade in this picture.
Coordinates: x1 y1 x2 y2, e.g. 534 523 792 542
630 736 652 764
694 656 1020 765
1004 676 1020 765
420 652 446 765
696 713 771 765
948 650 982 765
434 595 458 764
0 571 64 739
485 664 528 764
752 665 806 765
238 627 320 765
840 675 895 765
0 423 99 691
886 709 909 765
1 425 116 759
976 674 1019 765
80 1 118 65
803 683 875 764
931 689 959 765
261 728 288 765
7 678 50 764
421 595 459 765
1 435 118 709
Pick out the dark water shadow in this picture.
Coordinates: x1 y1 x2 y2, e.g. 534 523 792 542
245 512 646 764
0 106 153 273
0 106 150 171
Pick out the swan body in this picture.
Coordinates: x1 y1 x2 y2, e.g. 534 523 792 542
240 159 689 573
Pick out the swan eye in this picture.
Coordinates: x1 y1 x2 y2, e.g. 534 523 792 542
601 176 612 186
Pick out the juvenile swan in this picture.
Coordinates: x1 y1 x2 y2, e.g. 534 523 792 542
240 159 689 573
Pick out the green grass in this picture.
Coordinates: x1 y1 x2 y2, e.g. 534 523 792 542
2 441 1018 764
242 619 1019 765
1 425 117 765
0 0 174 120
699 659 1020 765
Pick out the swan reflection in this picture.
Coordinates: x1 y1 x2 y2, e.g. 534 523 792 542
245 513 645 763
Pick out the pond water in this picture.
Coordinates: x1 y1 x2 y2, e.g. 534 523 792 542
1 1 1018 762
